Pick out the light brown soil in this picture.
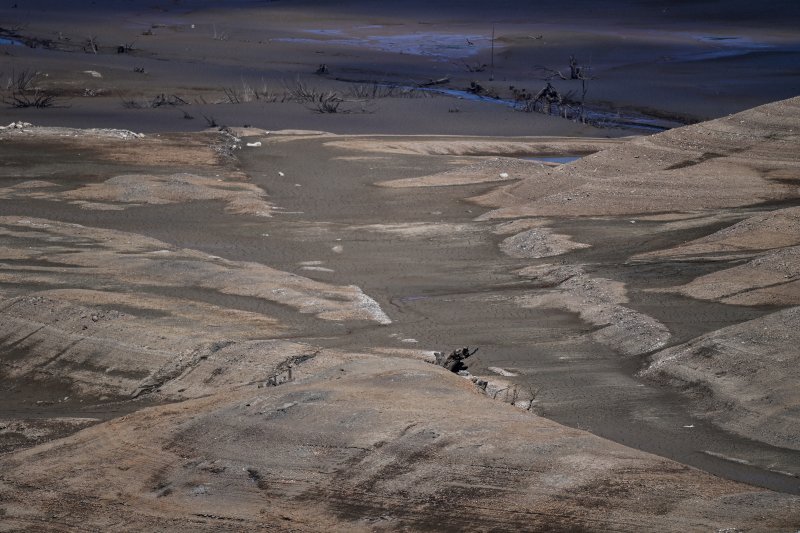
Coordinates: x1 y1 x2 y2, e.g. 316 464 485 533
473 100 800 461
0 172 274 216
2 356 799 532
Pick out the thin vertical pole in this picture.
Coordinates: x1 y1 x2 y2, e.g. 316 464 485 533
490 24 495 80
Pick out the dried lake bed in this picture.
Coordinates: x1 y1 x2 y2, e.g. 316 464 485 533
1 0 800 530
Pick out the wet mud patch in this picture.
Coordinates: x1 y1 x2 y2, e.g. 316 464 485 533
626 277 778 345
0 370 163 454
542 214 752 265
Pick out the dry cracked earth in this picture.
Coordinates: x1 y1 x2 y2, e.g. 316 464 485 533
0 97 799 531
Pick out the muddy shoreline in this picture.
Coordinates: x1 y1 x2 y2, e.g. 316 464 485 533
4 129 796 492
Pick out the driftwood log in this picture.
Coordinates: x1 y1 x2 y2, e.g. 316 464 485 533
418 77 449 87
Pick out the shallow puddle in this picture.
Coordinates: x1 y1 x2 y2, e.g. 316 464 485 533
275 30 491 60
0 37 24 46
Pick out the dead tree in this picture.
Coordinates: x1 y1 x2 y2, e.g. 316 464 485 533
434 347 479 373
117 41 136 54
569 55 582 79
533 82 563 115
527 56 593 122
567 55 592 122
85 36 99 54
462 62 487 73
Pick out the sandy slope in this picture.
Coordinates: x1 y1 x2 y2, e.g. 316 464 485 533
476 98 800 456
473 96 800 218
2 356 799 532
634 206 800 261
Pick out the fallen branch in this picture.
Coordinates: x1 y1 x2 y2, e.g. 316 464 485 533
418 77 450 87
